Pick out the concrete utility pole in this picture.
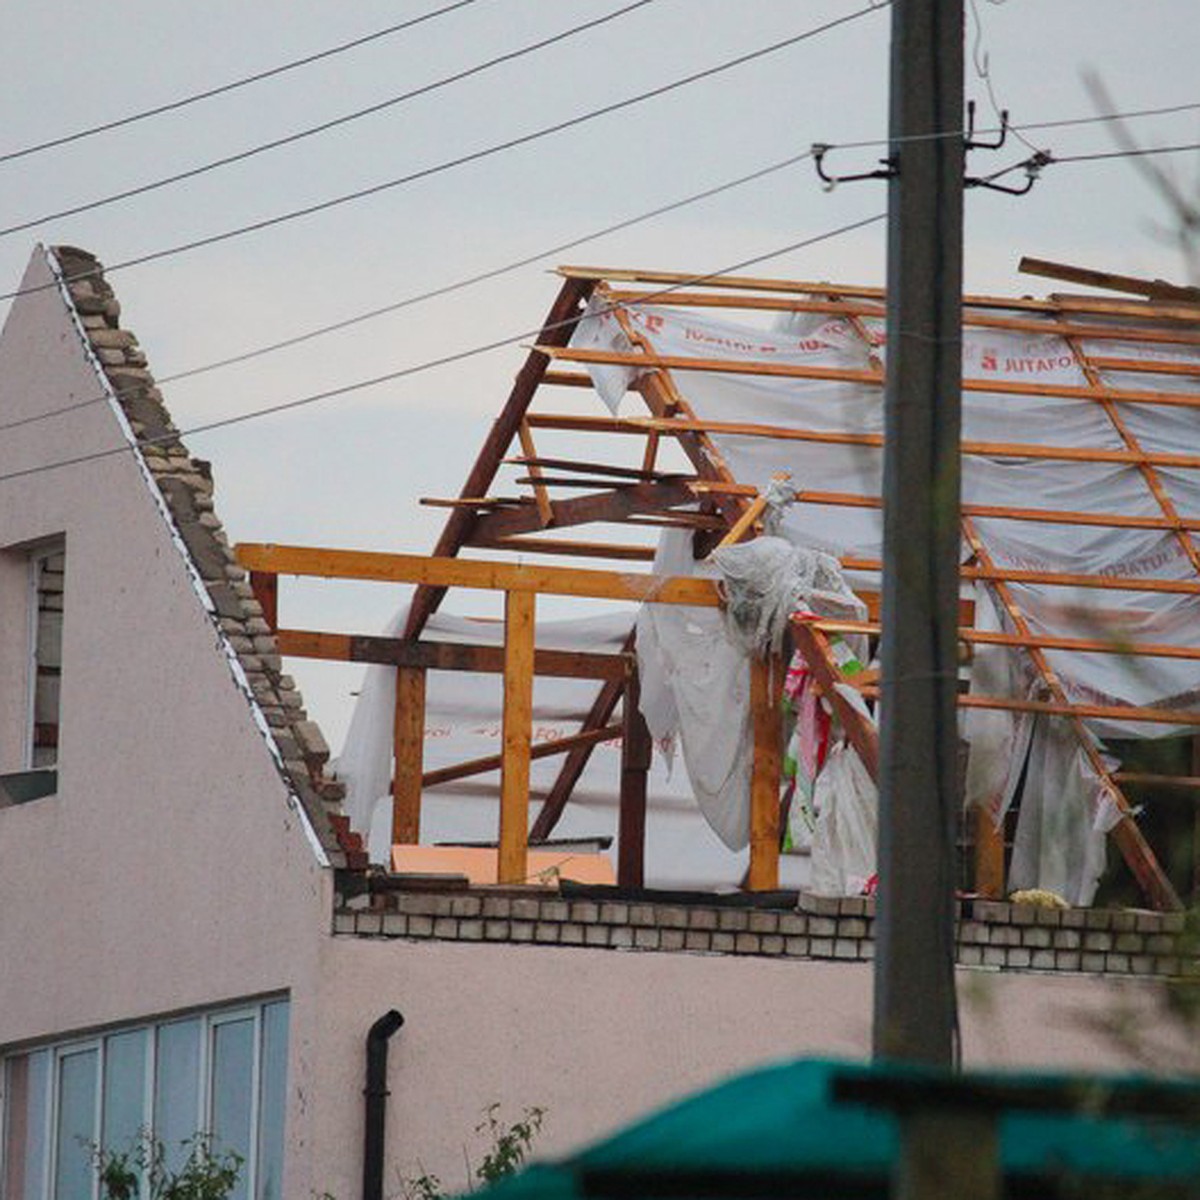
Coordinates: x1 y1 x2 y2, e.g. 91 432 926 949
873 0 964 1066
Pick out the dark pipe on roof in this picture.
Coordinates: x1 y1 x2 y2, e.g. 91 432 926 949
363 1009 405 1200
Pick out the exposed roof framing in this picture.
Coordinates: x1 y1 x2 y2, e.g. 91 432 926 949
399 262 1200 911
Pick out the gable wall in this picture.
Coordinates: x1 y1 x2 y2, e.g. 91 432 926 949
0 250 330 1189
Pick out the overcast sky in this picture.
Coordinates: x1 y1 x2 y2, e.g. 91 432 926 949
3 0 1198 745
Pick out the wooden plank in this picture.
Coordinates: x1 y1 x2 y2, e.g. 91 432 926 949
469 535 655 562
846 552 1200 603
791 488 1200 532
392 666 426 845
405 274 595 641
236 543 721 607
599 290 1200 347
557 264 1109 315
507 455 678 482
543 344 1200 411
618 663 650 889
1019 256 1200 304
466 478 700 541
249 570 278 630
517 420 554 528
1113 772 1200 790
746 652 782 892
421 724 621 788
809 618 1200 664
529 411 1200 472
514 474 699 490
498 590 535 884
272 628 627 679
417 496 524 509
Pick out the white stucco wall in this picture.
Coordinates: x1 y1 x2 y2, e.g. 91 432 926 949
301 936 1190 1200
0 249 331 1195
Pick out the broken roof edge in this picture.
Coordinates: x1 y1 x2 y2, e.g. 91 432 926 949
44 244 367 875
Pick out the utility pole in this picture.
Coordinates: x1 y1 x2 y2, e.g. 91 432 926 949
873 0 964 1066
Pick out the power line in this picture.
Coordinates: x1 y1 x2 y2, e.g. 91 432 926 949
0 0 658 239
0 1 889 305
1051 141 1200 166
0 147 816 437
829 97 1200 153
0 214 886 487
0 0 485 165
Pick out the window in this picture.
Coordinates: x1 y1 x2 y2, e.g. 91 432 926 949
0 999 288 1200
0 540 65 807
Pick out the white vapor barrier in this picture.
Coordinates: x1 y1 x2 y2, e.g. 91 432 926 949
335 606 811 891
571 301 1200 741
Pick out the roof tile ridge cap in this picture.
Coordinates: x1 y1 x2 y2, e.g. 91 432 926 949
50 245 362 870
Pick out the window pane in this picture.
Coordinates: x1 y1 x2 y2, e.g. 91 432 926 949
53 1047 97 1200
3 1051 49 1200
102 1029 148 1156
211 1018 255 1200
256 1002 289 1200
154 1019 200 1176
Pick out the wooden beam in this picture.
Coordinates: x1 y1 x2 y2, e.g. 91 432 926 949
421 724 621 789
527 411 1200 472
507 455 679 482
272 628 627 680
392 666 425 845
618 662 650 889
405 274 595 641
543 344 1200 411
465 478 700 541
498 590 535 884
791 488 1200 533
517 420 554 528
236 543 721 607
469 535 655 562
809 618 1200 664
746 652 782 892
598 289 1200 347
1019 256 1200 304
531 634 634 841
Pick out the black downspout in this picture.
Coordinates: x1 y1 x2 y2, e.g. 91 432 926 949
363 1009 405 1200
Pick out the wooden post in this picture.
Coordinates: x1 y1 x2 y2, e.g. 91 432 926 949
618 661 650 889
391 666 426 846
747 651 782 891
972 805 1005 899
499 589 535 884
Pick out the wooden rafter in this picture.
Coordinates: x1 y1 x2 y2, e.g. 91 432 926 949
404 274 595 641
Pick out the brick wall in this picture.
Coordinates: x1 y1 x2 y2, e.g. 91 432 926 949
334 889 1197 979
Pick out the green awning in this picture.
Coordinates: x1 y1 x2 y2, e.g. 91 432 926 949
474 1058 1200 1200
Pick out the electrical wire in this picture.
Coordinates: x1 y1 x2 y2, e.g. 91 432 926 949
0 0 485 165
0 147 817 436
0 213 887 487
0 1 888 297
0 0 659 239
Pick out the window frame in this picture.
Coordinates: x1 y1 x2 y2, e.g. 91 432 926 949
1 997 287 1200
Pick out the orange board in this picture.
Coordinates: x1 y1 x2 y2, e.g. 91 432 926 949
390 844 615 887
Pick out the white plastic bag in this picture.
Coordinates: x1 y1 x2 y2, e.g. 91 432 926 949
809 743 878 897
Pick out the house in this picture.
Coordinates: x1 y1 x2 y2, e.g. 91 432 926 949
1 245 1197 1200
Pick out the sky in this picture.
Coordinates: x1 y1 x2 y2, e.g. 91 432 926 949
2 0 1198 747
